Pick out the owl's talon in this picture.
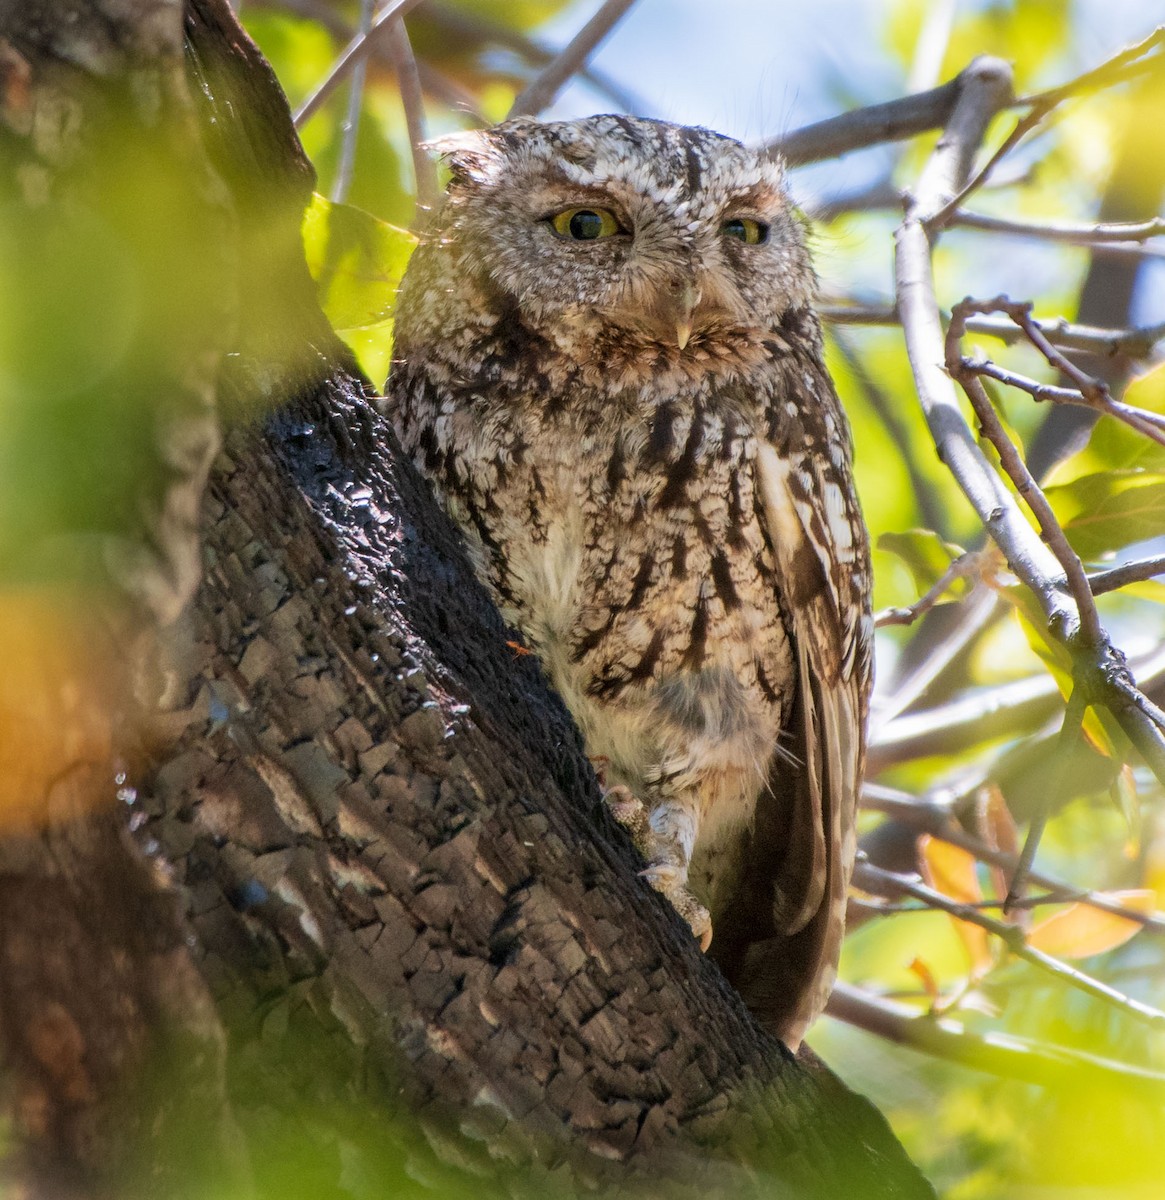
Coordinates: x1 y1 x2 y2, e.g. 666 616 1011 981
600 782 651 848
639 864 712 951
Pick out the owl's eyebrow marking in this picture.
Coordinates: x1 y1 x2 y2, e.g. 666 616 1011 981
725 183 785 214
677 126 704 197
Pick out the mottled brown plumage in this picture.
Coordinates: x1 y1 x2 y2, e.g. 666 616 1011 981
387 115 873 1048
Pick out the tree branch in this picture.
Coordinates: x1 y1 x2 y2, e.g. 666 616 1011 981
950 208 1165 244
293 0 426 128
853 859 1165 1030
826 982 1165 1094
507 0 640 118
385 15 438 218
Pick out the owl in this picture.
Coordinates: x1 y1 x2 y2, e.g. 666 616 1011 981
387 115 873 1049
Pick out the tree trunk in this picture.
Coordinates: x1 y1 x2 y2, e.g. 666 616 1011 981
0 1 931 1196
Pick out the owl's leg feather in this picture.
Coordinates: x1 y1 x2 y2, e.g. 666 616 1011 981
600 783 712 950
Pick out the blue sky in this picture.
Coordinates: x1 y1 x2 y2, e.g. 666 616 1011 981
536 0 1164 323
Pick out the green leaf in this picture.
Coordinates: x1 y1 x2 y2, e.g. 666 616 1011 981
301 194 416 382
877 529 970 600
1078 362 1165 473
1043 470 1165 559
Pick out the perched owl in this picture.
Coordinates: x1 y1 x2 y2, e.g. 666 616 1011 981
387 115 873 1048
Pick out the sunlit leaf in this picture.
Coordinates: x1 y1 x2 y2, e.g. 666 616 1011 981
919 835 993 974
1079 361 1165 473
1026 890 1155 959
302 194 416 382
1110 763 1139 842
1043 470 1165 559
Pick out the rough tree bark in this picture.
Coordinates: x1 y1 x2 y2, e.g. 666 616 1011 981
0 1 932 1196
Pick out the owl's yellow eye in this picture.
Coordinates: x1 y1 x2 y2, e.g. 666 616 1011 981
722 218 769 245
550 207 621 240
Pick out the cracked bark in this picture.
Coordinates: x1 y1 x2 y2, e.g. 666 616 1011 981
0 1 931 1196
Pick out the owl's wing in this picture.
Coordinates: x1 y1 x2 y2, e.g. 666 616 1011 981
713 329 872 1049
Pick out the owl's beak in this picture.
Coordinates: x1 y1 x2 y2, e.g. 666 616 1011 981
668 281 701 351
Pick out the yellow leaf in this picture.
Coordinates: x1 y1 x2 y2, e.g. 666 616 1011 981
907 956 940 1003
1027 891 1156 959
979 785 1018 910
919 834 992 974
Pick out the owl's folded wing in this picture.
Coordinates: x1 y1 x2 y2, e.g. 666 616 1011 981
711 346 871 1049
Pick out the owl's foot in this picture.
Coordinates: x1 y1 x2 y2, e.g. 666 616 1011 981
599 779 712 951
638 862 713 951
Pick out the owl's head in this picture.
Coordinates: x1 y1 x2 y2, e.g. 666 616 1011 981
424 115 815 355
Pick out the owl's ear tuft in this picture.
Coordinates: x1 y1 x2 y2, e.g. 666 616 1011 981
424 129 503 188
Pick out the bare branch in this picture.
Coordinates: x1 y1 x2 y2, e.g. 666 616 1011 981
1090 555 1165 595
827 982 1165 1093
928 31 1165 231
894 60 1076 634
894 60 1165 794
765 68 969 166
946 304 1104 646
821 302 1165 359
876 552 983 627
861 781 1165 934
329 0 374 204
962 313 1165 359
507 0 639 118
293 0 425 129
963 355 1165 446
1018 26 1165 109
950 208 1165 245
384 17 438 218
853 858 1165 1030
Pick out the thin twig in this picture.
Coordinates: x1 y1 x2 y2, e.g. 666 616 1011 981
826 981 1165 1093
947 299 1108 645
294 0 425 129
963 313 1165 359
329 0 375 204
384 17 438 218
818 303 900 327
1006 688 1088 908
1018 26 1165 109
928 30 1165 231
507 0 639 118
876 552 982 627
926 101 1051 233
861 780 1165 934
963 356 1165 446
820 302 1165 359
950 208 1165 244
854 857 1165 1030
1090 555 1165 595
